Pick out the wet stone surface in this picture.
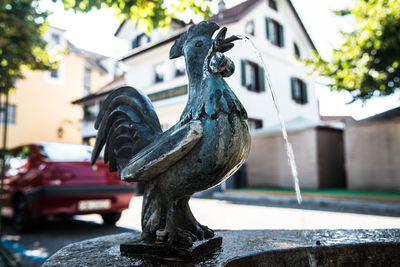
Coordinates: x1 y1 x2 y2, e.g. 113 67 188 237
44 229 400 266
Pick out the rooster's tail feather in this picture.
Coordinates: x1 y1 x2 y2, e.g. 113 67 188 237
91 86 162 173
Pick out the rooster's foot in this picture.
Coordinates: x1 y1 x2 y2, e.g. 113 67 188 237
169 227 197 248
193 223 214 240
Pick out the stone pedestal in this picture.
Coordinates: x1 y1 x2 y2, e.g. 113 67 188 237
44 229 400 266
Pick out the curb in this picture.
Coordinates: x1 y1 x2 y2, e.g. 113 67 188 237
210 192 400 217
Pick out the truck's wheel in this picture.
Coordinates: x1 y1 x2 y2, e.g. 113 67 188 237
101 212 121 225
14 196 34 232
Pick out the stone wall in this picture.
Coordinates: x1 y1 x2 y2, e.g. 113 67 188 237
247 127 345 189
345 119 400 191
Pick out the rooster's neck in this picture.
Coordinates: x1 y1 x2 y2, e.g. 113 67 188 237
185 56 210 103
185 58 207 88
179 55 214 122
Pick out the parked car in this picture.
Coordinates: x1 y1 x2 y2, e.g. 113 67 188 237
1 142 135 232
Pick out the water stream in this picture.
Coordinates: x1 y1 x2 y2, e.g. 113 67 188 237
236 34 302 204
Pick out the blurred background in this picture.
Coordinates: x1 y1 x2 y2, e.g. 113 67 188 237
0 0 399 266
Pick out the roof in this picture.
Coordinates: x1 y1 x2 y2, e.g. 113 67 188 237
72 74 126 105
120 27 189 61
285 0 316 51
209 0 261 25
253 117 344 136
114 20 127 36
49 25 66 32
359 106 400 123
72 89 112 105
68 42 109 73
119 0 316 61
114 18 187 37
320 115 356 124
209 0 316 50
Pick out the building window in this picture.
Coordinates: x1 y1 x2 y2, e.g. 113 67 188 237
241 60 265 93
174 59 185 77
51 33 60 44
248 118 263 131
0 104 16 125
84 67 91 95
83 105 96 121
245 20 255 36
294 42 301 58
132 33 151 49
268 0 277 11
50 68 59 78
154 63 165 83
266 18 284 47
291 78 308 104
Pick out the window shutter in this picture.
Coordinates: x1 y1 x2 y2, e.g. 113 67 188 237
302 81 308 104
290 78 296 100
265 18 270 41
258 65 266 92
241 60 247 87
147 35 151 42
278 24 284 47
131 38 137 49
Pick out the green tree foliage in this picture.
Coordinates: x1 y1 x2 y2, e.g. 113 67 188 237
0 0 211 94
57 0 212 32
306 0 400 102
0 0 56 94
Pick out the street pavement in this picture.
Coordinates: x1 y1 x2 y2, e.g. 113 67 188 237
1 193 400 266
111 195 400 230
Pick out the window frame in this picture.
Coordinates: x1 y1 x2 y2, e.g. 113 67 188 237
268 0 278 11
291 77 308 105
132 33 151 49
50 68 59 79
174 59 186 77
154 63 165 83
245 20 255 36
51 33 60 44
241 60 265 93
0 103 16 125
248 118 263 131
266 18 284 48
84 67 91 95
294 42 301 58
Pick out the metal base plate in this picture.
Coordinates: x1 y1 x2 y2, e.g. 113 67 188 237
120 236 222 262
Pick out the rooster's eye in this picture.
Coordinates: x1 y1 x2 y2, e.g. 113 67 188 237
195 40 203 47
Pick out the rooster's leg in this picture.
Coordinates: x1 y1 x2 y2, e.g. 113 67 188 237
141 185 168 241
166 196 214 247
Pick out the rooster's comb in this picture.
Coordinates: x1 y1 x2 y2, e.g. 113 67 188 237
169 21 220 59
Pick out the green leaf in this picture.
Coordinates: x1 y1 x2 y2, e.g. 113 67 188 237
304 0 400 102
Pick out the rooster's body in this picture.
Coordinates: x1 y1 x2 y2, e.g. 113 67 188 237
92 22 250 247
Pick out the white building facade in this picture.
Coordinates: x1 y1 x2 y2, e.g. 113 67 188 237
72 0 340 189
115 0 320 132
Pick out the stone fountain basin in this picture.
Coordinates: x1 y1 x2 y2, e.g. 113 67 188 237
225 242 399 266
44 229 400 266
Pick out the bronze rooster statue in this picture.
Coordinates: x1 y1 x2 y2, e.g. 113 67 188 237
91 21 250 248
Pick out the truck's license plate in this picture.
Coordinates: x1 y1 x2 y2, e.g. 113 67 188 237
78 199 111 211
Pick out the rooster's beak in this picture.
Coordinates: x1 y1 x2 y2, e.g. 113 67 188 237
214 27 239 53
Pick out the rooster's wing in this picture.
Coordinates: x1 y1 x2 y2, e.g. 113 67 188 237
120 120 203 182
